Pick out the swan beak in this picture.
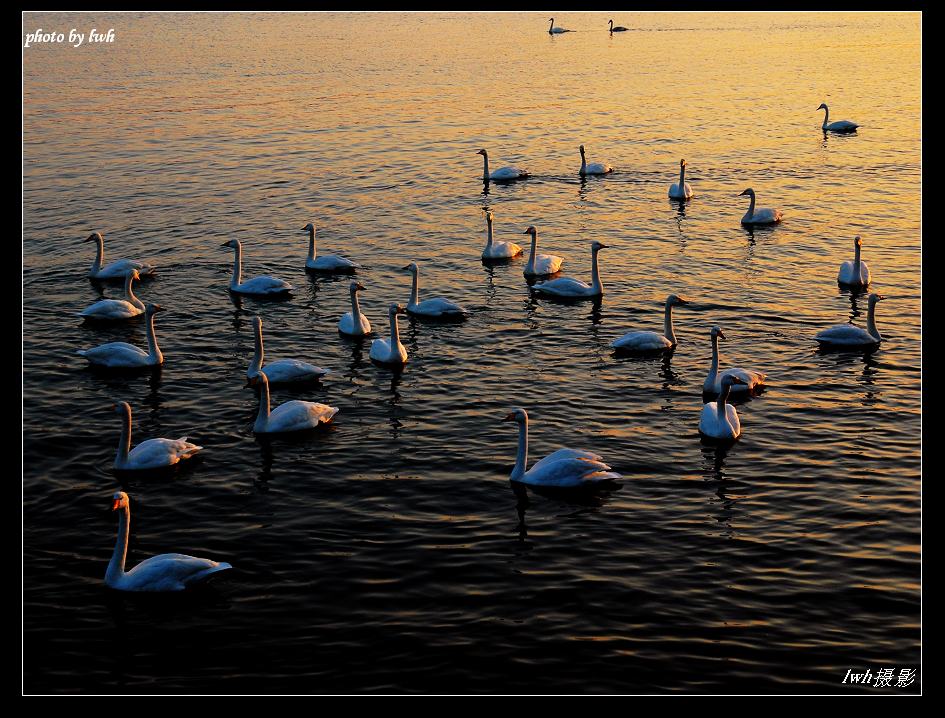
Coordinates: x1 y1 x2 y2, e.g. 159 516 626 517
401 265 411 271
111 498 122 511
598 243 609 249
677 298 690 305
737 190 748 196
877 294 887 300
356 283 366 291
502 412 515 422
153 304 165 313
220 241 231 247
718 330 726 340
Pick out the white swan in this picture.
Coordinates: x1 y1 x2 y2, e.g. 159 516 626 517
612 294 690 352
481 211 524 260
579 145 614 176
522 226 564 277
548 18 572 34
222 239 293 296
302 222 360 273
249 371 338 434
532 241 607 299
837 235 872 287
476 149 529 182
338 280 372 336
815 293 886 348
699 375 747 441
86 232 155 281
505 408 622 487
247 315 330 384
608 19 629 32
112 401 203 471
739 188 783 225
78 268 145 320
78 303 165 367
704 326 768 395
106 491 232 592
403 262 467 319
668 159 693 200
370 303 408 366
818 103 859 133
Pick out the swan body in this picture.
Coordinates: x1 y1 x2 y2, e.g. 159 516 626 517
247 315 330 384
699 375 746 441
222 239 293 296
533 241 607 299
370 303 409 365
403 262 467 319
302 222 360 272
837 235 872 287
608 20 628 32
78 269 145 320
548 18 572 34
739 188 782 225
668 159 693 199
704 326 767 394
106 491 231 592
816 293 886 347
86 232 155 281
78 303 165 367
112 401 203 471
476 149 528 182
505 408 621 487
339 280 373 336
613 294 689 352
481 211 524 260
249 371 338 434
579 145 614 176
522 226 564 277
818 103 858 133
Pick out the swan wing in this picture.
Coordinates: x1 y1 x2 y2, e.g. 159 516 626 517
121 553 231 592
262 359 330 383
78 342 150 366
532 447 604 470
533 276 592 296
490 166 528 180
720 367 767 389
815 324 876 345
483 241 523 259
612 331 672 351
95 259 155 279
585 162 613 175
125 437 203 470
412 297 466 316
534 254 564 275
308 255 360 271
523 454 620 487
79 299 142 319
267 400 338 432
235 276 293 294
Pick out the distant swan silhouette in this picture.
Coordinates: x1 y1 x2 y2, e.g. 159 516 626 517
815 293 886 348
818 103 858 133
338 280 373 336
78 268 145 320
78 303 165 367
548 18 572 34
370 303 408 365
704 326 768 395
403 262 467 319
302 222 360 273
505 408 622 487
522 226 564 278
247 315 330 384
532 241 607 299
106 491 231 592
482 211 524 260
249 371 338 434
476 149 529 182
221 239 293 296
699 375 747 441
86 232 155 281
112 401 203 471
739 188 782 225
837 235 871 288
608 20 629 32
579 145 614 176
612 294 689 352
668 159 693 200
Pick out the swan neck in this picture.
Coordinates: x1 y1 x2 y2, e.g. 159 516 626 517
481 153 489 181
511 419 528 480
307 226 316 261
822 105 829 127
106 503 130 585
867 300 881 341
350 287 361 317
409 269 420 306
91 235 104 273
145 310 162 363
664 301 677 346
527 232 538 271
256 377 271 429
485 217 494 249
708 334 720 384
231 243 242 287
591 247 603 293
679 164 686 187
746 192 756 218
115 405 131 467
580 151 587 174
853 242 861 275
250 321 264 375
717 383 732 416
124 274 143 310
389 312 401 346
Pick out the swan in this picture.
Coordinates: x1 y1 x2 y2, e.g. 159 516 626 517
106 491 232 592
78 268 145 320
837 235 872 287
504 408 622 487
248 371 338 434
481 211 524 260
338 280 373 336
704 326 768 395
668 159 693 200
302 222 360 273
476 149 529 182
522 226 564 277
402 262 467 319
699 375 747 441
548 18 572 34
78 303 165 367
112 401 203 471
815 293 886 348
612 294 690 352
739 188 783 225
579 145 614 176
818 103 858 133
532 241 607 299
608 20 629 32
370 303 408 366
247 315 330 384
221 239 293 296
86 232 155 281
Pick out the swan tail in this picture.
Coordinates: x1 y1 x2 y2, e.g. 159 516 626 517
584 470 622 482
184 562 233 586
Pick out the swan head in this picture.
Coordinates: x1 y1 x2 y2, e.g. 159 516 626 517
402 262 419 274
221 239 240 249
591 240 608 251
711 325 726 340
738 188 755 197
111 490 129 511
579 144 586 154
667 294 689 306
126 268 141 281
350 280 366 293
523 226 537 236
868 293 886 306
502 407 528 424
302 222 315 233
388 303 406 317
854 235 863 247
246 371 269 389
484 210 494 223
476 149 487 156
817 103 828 111
84 232 103 243
112 401 132 418
680 159 687 168
252 314 263 330
144 303 164 315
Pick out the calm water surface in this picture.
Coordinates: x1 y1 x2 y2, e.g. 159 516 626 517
23 11 921 693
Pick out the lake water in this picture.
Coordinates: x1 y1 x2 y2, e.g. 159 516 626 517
23 11 921 693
